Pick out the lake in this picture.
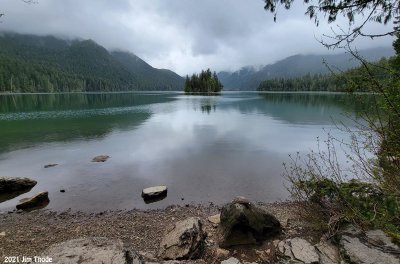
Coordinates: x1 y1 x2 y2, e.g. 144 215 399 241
0 92 362 211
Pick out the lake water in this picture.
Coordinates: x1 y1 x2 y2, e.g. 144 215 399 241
0 92 362 211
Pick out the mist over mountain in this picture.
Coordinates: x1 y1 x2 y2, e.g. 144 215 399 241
0 32 184 92
218 47 395 90
0 32 394 93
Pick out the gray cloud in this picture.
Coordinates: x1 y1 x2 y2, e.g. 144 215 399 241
0 0 395 75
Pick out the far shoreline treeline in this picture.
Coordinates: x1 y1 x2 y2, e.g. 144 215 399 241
184 69 223 94
257 57 391 92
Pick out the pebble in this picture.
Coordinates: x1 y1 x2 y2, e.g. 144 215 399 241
207 213 221 225
215 247 230 259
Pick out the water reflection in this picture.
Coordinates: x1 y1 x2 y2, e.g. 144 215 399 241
201 104 216 114
0 93 176 154
215 92 372 125
0 92 369 211
0 92 176 113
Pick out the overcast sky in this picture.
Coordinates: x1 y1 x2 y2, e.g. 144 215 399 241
0 0 395 75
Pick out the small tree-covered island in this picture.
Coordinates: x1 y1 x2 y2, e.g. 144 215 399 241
184 69 223 94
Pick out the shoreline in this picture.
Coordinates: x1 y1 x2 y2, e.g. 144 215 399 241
0 201 315 263
0 91 365 95
2 200 399 264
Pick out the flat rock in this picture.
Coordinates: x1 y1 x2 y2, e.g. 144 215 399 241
315 240 340 264
145 260 180 264
340 235 399 264
278 238 319 264
232 196 251 205
92 155 110 162
159 217 205 260
365 229 400 251
221 257 241 264
219 198 281 247
142 186 168 200
0 177 37 193
278 240 295 259
208 214 221 225
290 238 319 264
43 237 143 264
16 191 49 210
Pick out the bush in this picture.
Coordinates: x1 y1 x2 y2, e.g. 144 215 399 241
284 132 400 240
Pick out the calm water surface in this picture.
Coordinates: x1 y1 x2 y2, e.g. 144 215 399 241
0 92 361 211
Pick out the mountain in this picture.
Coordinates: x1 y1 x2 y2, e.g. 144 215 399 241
218 47 395 90
0 32 184 92
111 51 183 90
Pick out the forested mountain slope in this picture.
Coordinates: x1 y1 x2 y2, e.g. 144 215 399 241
218 47 394 90
0 32 184 92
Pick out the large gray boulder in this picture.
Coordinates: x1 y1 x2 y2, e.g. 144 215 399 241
159 217 206 260
16 191 49 210
219 197 281 247
0 177 37 193
43 237 143 264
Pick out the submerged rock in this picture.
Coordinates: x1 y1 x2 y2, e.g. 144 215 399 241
43 237 143 264
159 217 206 260
219 197 281 247
92 155 110 162
16 191 49 210
44 164 58 168
142 185 168 201
0 177 37 193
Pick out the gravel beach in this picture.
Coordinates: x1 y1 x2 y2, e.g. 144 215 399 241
0 202 315 263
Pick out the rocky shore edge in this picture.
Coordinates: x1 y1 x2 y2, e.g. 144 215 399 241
1 199 399 264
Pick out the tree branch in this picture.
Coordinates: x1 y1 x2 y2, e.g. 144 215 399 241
265 0 400 48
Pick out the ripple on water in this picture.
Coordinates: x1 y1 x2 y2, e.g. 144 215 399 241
0 105 153 121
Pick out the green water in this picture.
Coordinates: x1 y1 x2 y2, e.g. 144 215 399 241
0 92 364 211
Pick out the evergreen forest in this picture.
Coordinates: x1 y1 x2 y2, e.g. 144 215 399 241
257 58 390 92
184 69 223 94
0 33 184 93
